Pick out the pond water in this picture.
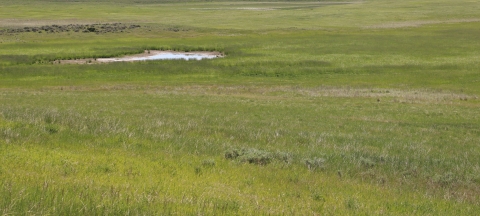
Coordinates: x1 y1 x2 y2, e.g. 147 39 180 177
130 52 219 61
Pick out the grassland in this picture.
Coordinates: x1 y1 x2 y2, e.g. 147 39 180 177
1 0 480 214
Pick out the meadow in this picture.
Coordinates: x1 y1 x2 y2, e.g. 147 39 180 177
1 0 480 214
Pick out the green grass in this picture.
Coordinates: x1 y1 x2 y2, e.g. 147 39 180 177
1 0 480 214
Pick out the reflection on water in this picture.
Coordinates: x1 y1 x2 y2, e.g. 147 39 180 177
131 53 218 61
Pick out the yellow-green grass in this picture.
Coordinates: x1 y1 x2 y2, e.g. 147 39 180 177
1 0 480 214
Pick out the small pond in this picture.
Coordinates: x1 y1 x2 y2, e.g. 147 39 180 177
60 50 223 64
130 52 219 61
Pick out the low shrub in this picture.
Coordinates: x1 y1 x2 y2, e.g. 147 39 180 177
274 151 293 164
359 157 376 168
304 157 326 171
225 148 275 165
238 149 272 165
224 149 240 160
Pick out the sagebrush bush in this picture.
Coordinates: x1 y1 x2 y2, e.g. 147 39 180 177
238 149 272 165
359 157 376 168
274 151 293 164
225 148 280 165
304 158 326 171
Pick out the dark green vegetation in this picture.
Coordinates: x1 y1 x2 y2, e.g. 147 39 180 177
1 23 141 35
1 0 480 214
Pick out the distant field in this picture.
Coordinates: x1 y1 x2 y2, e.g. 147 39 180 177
1 0 480 214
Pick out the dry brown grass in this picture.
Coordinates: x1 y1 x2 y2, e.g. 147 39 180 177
29 84 479 105
0 19 93 28
366 18 480 29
